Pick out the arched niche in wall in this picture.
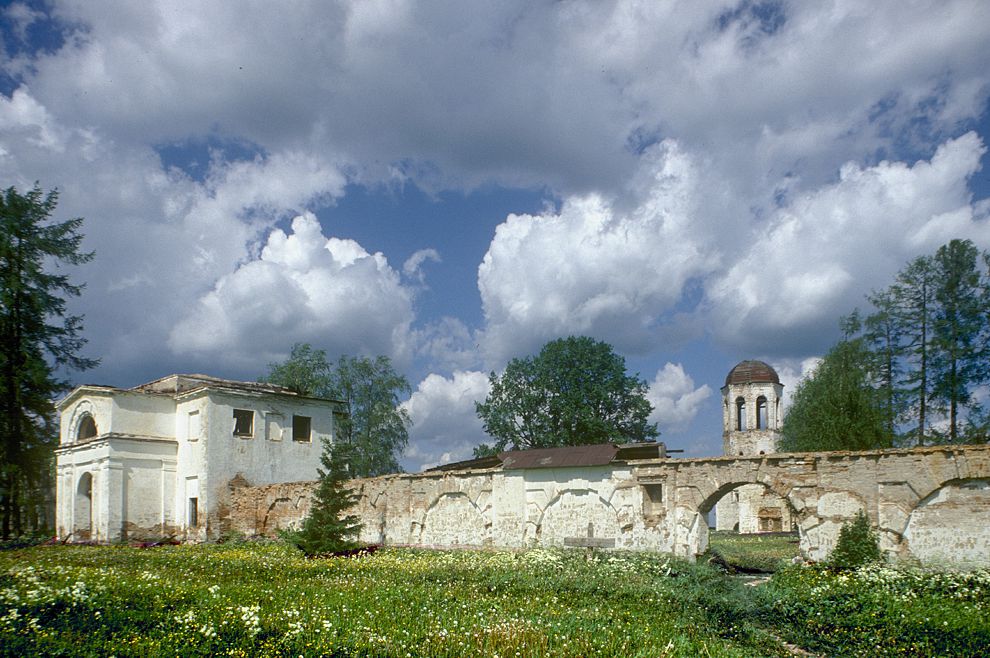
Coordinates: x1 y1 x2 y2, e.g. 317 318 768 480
418 491 488 547
904 479 990 567
77 414 98 441
74 472 93 540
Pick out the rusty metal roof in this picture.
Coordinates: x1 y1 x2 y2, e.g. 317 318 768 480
724 360 780 386
614 442 666 461
424 441 670 473
500 444 620 469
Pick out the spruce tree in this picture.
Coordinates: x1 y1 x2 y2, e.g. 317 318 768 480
0 185 97 538
290 441 363 556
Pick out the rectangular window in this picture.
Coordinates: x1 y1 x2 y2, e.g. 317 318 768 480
188 497 198 527
233 409 254 437
265 413 284 441
642 483 664 515
293 415 311 442
187 410 200 441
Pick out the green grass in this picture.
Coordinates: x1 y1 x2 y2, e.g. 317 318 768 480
0 542 987 657
707 531 801 573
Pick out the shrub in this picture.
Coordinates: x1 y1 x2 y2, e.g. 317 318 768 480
828 510 881 569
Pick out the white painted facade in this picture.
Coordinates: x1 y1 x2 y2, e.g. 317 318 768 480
55 374 340 542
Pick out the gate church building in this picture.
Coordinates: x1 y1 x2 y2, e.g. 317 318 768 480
54 374 342 542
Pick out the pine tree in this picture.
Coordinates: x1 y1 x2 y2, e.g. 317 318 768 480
889 255 937 445
863 291 906 440
289 441 363 556
0 185 97 538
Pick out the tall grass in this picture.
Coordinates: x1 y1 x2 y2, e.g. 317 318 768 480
1 542 987 657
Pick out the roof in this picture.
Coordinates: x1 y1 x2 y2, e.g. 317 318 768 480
133 374 301 397
725 360 780 386
424 442 668 473
57 373 343 408
500 444 619 469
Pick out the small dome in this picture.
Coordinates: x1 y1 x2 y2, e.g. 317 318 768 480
725 360 780 386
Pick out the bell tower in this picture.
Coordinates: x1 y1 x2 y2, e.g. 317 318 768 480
721 360 784 456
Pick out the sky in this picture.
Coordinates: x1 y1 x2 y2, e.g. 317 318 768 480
2 1 990 471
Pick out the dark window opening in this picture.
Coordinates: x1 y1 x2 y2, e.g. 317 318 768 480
756 396 768 429
293 415 311 442
642 483 664 515
188 497 198 527
736 397 746 431
77 414 98 441
233 409 254 437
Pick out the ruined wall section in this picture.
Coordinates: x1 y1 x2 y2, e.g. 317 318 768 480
222 444 990 568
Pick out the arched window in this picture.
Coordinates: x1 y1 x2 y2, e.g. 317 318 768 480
756 396 768 430
77 414 98 441
735 397 746 431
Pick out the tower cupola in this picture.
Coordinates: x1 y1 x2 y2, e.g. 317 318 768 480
721 360 784 456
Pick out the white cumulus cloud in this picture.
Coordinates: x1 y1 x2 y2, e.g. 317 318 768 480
400 370 491 471
646 363 712 434
707 132 990 355
169 212 415 369
478 140 722 364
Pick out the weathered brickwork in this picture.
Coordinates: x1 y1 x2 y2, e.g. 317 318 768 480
222 443 990 567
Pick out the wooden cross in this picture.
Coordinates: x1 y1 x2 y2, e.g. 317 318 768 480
564 522 615 549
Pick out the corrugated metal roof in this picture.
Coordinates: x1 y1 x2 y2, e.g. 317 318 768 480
614 442 666 461
424 455 503 472
499 444 619 469
422 441 670 473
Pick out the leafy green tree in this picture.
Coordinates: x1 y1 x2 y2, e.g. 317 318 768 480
263 344 411 477
930 239 987 442
474 336 658 455
284 441 362 556
0 185 97 538
780 337 892 452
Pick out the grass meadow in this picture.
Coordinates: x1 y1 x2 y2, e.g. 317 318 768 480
0 537 987 657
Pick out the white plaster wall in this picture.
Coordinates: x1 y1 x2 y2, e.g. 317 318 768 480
904 480 990 567
109 393 176 438
55 442 106 540
55 437 177 541
348 465 674 554
200 391 333 534
174 397 210 540
60 394 114 444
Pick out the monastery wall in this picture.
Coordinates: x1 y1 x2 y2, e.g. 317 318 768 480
222 444 990 568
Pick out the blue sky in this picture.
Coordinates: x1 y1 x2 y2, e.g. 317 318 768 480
2 1 990 470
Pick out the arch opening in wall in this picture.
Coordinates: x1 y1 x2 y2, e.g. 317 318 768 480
756 397 768 430
735 397 746 431
698 480 799 557
77 414 98 441
74 472 93 540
